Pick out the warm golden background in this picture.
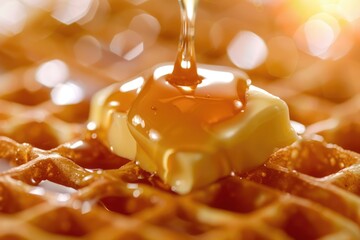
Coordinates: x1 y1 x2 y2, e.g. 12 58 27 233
0 0 359 152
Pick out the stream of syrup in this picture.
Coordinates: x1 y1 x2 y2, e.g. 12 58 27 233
167 0 202 88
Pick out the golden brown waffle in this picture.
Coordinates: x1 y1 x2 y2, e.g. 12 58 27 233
0 1 360 239
0 135 360 239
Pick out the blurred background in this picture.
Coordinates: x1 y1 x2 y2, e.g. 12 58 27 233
0 0 359 151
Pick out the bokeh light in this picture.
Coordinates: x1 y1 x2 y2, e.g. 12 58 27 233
52 0 98 25
338 0 360 22
294 13 341 59
51 82 85 105
36 60 69 88
110 30 144 61
129 13 161 46
0 0 27 36
227 31 268 70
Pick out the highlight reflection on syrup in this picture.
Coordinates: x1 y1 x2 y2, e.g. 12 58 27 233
128 63 248 144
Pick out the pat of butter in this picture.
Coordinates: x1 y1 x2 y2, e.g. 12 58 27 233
89 66 298 194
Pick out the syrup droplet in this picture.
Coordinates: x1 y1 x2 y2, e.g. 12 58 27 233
167 0 201 88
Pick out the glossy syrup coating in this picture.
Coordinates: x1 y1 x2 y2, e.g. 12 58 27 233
90 63 255 192
89 60 300 194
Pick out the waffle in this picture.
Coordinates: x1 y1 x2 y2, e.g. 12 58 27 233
1 0 360 239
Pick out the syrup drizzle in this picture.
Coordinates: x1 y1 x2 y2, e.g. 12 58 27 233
88 0 299 194
87 0 251 194
167 0 202 88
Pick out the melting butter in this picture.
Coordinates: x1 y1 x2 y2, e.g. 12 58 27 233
89 64 298 194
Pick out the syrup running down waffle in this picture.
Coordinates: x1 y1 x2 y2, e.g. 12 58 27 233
0 1 360 239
